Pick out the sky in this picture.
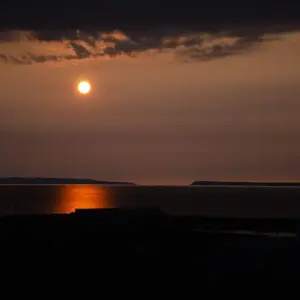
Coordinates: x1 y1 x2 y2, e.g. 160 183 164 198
0 27 300 184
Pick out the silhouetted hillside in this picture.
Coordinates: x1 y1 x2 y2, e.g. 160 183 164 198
0 177 135 185
1 207 300 288
191 181 300 186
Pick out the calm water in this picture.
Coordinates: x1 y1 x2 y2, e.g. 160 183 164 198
1 184 300 217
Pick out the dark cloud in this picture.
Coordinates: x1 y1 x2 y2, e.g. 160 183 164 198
1 1 300 31
0 25 299 65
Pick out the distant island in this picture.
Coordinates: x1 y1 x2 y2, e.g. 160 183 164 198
191 181 300 186
0 177 136 185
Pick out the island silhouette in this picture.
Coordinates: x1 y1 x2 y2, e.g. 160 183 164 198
191 180 300 186
0 177 136 185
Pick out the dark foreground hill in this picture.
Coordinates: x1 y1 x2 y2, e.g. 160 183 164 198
1 207 300 291
0 177 135 185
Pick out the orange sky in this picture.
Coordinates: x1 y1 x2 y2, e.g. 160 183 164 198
0 30 300 184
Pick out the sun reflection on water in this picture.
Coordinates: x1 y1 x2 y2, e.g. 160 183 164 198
56 184 115 213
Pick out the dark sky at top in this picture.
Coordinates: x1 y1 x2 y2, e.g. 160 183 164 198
1 1 300 30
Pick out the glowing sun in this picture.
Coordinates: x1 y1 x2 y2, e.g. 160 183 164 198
77 81 91 95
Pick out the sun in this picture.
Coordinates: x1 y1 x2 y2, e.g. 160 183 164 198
77 81 91 95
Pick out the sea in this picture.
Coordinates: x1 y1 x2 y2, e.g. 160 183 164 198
1 184 300 217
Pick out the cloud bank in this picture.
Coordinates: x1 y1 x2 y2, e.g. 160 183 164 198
0 26 298 65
